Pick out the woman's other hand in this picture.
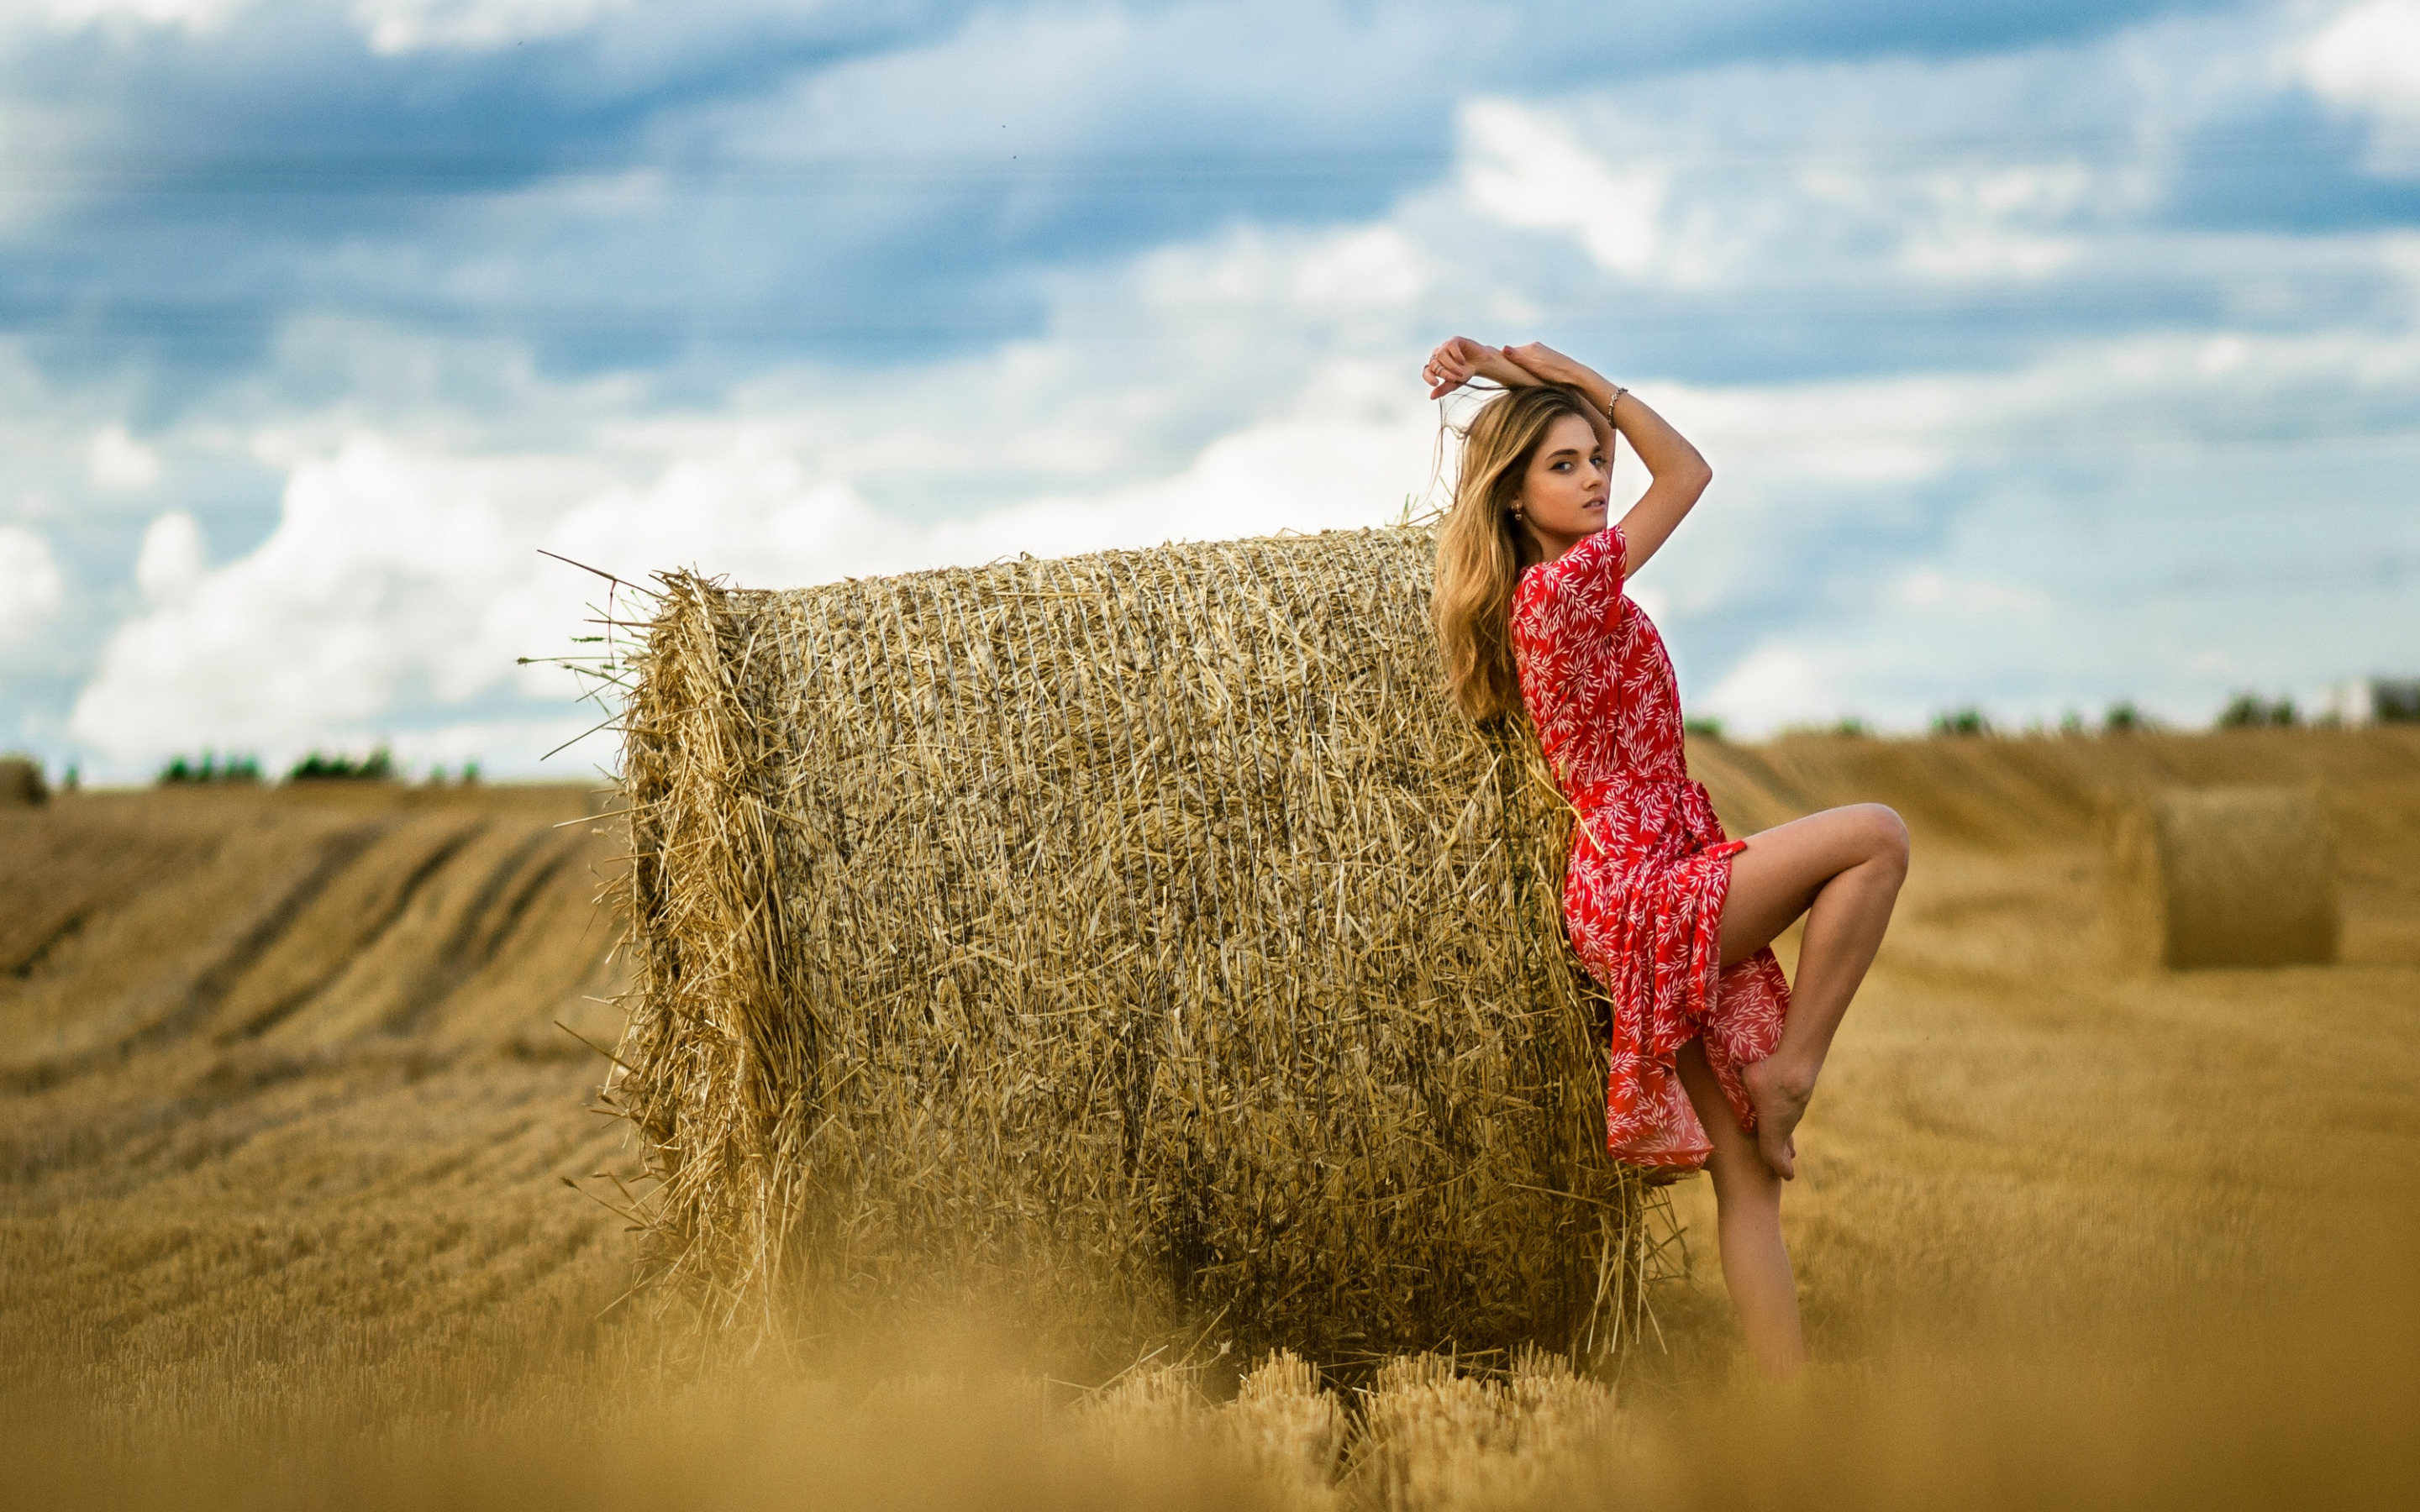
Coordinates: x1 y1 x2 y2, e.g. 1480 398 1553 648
1424 337 1539 398
1499 341 1607 392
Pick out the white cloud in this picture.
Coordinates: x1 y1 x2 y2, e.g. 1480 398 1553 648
88 425 160 491
1887 567 2047 615
1657 319 2420 735
134 510 205 604
350 0 627 54
2302 0 2420 171
0 524 65 646
1891 166 2091 281
66 373 1431 774
1461 99 1670 278
2304 1 2420 123
919 403 1428 562
1702 645 1840 732
42 0 253 33
73 436 539 763
1131 223 1427 316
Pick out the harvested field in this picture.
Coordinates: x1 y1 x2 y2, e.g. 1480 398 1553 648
0 781 634 1431
3 727 2417 1509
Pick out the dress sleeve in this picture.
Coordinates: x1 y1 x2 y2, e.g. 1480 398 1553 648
1545 524 1627 637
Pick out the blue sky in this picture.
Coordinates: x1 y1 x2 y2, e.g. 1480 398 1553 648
1 0 2415 780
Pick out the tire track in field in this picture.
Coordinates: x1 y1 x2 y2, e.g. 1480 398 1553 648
2 821 391 1091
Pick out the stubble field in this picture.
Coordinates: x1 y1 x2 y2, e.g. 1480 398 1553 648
3 727 2416 1509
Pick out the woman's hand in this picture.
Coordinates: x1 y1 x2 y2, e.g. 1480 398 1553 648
1498 341 1608 394
1423 337 1544 399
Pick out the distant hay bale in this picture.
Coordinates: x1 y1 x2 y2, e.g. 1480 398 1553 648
613 526 1658 1362
0 757 46 807
2107 788 2338 969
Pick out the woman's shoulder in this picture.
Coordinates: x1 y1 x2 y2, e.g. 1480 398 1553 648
1526 525 1626 590
1513 554 1559 604
1571 523 1626 574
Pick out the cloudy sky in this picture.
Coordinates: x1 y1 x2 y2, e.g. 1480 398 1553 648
0 0 2415 781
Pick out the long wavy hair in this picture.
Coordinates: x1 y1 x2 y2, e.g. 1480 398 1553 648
1431 383 1607 722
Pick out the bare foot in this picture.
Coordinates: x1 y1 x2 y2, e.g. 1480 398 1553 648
1741 1056 1814 1180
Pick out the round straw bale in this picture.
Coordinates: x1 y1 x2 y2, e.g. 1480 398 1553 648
0 756 47 807
2106 787 2338 969
613 527 1654 1362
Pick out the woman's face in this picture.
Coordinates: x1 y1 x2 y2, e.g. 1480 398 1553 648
1515 412 1610 559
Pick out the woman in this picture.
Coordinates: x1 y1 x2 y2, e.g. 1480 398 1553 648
1424 337 1909 1376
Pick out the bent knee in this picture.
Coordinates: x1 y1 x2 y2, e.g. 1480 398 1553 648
1707 1142 1784 1203
1849 802 1911 874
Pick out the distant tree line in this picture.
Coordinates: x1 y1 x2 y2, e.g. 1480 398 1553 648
286 748 395 782
158 752 263 784
154 747 471 785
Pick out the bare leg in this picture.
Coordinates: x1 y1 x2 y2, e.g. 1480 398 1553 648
1674 1036 1803 1377
1718 803 1910 1179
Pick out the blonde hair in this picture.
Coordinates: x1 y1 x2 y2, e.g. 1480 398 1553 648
1431 384 1605 722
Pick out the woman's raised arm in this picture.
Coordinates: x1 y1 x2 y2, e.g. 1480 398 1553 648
1498 343 1709 579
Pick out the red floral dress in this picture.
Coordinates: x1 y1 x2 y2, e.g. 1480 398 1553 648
1512 523 1792 1169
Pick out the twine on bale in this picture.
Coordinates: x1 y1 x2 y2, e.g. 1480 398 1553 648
2106 787 2339 969
612 526 1670 1362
